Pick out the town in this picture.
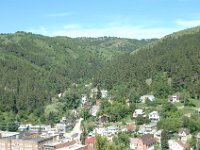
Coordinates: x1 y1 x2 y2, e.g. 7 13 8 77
1 83 200 150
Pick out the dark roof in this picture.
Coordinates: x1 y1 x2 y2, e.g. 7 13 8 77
140 134 156 146
179 128 190 135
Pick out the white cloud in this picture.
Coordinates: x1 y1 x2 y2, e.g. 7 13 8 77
26 24 181 39
176 19 200 28
44 12 70 17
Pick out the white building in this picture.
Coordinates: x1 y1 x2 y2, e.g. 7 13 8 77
149 111 160 122
168 140 188 150
90 105 100 117
140 95 155 103
81 94 87 106
168 94 180 103
55 123 66 133
133 109 145 118
27 124 51 133
101 89 108 99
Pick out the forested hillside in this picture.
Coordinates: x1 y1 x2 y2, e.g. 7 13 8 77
0 31 151 125
97 27 200 100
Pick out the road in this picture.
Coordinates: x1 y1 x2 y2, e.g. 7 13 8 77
64 118 83 138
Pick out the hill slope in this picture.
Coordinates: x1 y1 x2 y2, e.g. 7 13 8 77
98 26 200 99
0 32 151 121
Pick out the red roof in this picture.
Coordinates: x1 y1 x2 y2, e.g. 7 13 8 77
126 124 136 131
177 140 189 149
85 137 96 144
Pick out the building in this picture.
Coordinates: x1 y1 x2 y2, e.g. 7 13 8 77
90 105 100 117
168 94 180 103
81 94 87 107
133 109 145 118
197 132 200 142
168 140 189 150
96 114 109 124
19 124 51 133
140 95 155 103
85 137 96 150
43 137 88 150
106 126 119 135
130 134 156 150
55 123 67 133
101 89 108 99
148 111 160 122
0 133 54 150
0 131 19 138
122 123 136 132
178 129 191 143
130 138 140 149
143 123 157 134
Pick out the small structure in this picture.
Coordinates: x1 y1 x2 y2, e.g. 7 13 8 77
140 95 155 103
106 126 119 135
97 114 109 124
130 134 156 150
148 111 160 122
55 123 66 133
90 105 100 117
133 109 145 118
130 138 140 150
101 89 108 99
178 128 191 143
168 94 180 103
123 123 136 132
143 122 157 134
168 140 189 150
85 136 96 150
196 132 200 142
81 94 88 106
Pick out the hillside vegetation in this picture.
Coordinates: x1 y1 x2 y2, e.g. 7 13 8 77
0 31 151 124
97 26 200 100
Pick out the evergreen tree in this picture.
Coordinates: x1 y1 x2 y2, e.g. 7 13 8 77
96 83 102 100
161 130 169 150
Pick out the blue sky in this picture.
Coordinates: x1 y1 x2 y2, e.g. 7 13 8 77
1 0 200 39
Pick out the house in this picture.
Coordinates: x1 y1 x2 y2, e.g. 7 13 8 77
197 132 200 142
130 134 156 150
101 89 108 98
168 140 189 150
81 94 87 106
168 94 180 103
178 129 191 143
122 123 136 132
154 130 162 142
90 105 100 117
97 114 109 124
140 95 155 103
148 111 160 122
133 109 145 118
90 87 98 98
143 123 157 134
29 124 51 133
85 136 96 150
0 132 54 150
18 124 30 131
55 123 66 133
130 138 140 149
106 126 119 135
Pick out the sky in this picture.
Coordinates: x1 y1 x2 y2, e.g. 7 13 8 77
0 0 200 39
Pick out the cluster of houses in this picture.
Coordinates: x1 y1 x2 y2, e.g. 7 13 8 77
18 117 72 134
0 116 89 150
0 130 88 150
1 83 199 150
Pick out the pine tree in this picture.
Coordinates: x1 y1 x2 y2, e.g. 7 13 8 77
96 83 102 100
161 130 169 150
